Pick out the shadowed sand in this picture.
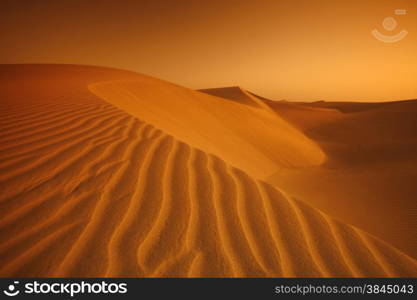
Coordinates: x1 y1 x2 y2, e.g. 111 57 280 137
202 87 417 260
0 65 416 277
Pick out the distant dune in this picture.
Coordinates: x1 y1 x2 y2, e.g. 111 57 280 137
299 99 417 113
198 87 272 111
0 65 416 277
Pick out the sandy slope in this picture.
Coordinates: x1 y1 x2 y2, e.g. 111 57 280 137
0 65 416 277
222 90 417 260
89 81 324 179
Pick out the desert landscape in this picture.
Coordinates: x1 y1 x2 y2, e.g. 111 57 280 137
0 64 416 277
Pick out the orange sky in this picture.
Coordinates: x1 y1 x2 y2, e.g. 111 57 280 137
1 0 416 101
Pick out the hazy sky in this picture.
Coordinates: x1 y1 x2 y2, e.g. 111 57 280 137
1 0 416 101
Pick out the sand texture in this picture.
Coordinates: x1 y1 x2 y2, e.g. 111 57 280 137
0 65 416 277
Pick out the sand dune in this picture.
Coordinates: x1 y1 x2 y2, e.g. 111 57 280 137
89 80 324 179
257 99 344 131
269 102 417 259
299 99 417 113
0 65 416 277
203 87 417 259
198 87 272 111
226 91 417 260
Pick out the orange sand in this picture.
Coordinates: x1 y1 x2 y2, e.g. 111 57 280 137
0 65 416 277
